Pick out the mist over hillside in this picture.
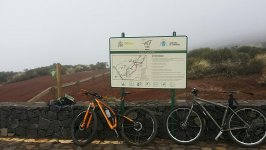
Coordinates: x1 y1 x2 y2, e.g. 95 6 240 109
191 33 266 49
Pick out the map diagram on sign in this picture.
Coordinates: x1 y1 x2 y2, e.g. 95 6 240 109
112 55 147 80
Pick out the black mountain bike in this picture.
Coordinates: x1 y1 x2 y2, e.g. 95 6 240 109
165 88 266 147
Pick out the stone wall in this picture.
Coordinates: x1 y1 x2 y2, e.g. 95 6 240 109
0 100 265 140
0 102 83 138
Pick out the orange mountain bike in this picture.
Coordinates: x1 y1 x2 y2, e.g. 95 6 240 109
71 89 158 146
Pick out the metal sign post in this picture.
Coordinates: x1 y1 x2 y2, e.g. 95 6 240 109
171 31 177 109
120 32 125 113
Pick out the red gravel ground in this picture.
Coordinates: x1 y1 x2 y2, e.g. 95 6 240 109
0 69 265 102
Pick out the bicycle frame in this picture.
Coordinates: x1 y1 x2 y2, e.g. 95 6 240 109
187 96 250 133
80 97 133 131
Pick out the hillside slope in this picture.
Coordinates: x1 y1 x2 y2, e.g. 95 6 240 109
0 69 265 102
0 69 108 101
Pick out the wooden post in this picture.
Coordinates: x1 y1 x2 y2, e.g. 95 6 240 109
56 63 62 98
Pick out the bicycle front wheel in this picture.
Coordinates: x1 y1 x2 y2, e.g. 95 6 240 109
227 107 266 147
71 110 97 146
121 107 158 146
165 107 204 144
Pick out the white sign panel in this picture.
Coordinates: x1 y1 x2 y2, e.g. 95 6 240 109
109 36 187 89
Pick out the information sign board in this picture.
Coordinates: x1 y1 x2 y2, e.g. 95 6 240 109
109 36 187 89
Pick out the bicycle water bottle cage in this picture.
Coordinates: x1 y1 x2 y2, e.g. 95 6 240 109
191 88 199 96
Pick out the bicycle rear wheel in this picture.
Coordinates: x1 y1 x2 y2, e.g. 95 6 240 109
165 107 204 144
71 110 97 146
227 107 266 147
121 107 158 146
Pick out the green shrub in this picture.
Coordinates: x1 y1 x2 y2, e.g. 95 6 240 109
187 46 266 79
188 59 211 79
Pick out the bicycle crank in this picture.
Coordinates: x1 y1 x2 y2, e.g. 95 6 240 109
215 131 223 141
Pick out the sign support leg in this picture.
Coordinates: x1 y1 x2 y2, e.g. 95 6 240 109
171 89 176 109
119 32 126 114
171 32 177 109
120 88 125 114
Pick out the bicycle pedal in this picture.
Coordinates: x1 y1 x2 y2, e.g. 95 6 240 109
215 131 223 141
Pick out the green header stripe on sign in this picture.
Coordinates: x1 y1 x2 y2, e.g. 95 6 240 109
110 50 187 54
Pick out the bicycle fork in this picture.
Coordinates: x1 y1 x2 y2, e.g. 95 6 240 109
80 103 95 129
183 104 194 126
188 102 226 141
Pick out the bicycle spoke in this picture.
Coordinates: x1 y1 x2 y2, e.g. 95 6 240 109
134 132 138 144
188 121 201 128
170 128 178 133
136 109 145 120
166 107 203 144
121 107 157 146
184 129 192 140
141 131 153 139
123 124 134 128
168 122 179 125
174 129 183 139
179 110 187 120
250 132 260 143
229 108 266 147
133 131 150 145
244 109 252 123
169 116 179 122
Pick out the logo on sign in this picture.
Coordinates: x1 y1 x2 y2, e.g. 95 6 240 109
118 41 123 48
118 41 134 48
160 41 167 47
142 40 152 50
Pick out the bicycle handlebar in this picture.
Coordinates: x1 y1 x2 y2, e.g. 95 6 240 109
221 90 254 96
192 88 254 108
81 89 131 101
81 89 103 99
192 88 254 96
191 88 239 107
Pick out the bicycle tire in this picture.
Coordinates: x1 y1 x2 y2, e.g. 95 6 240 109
227 107 266 147
121 107 158 146
71 110 98 146
165 106 204 144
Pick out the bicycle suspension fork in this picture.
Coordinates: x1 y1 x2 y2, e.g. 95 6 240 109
80 102 95 129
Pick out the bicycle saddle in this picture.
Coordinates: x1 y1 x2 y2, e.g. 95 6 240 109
222 91 239 108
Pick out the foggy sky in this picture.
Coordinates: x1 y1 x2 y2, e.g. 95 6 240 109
0 0 266 71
